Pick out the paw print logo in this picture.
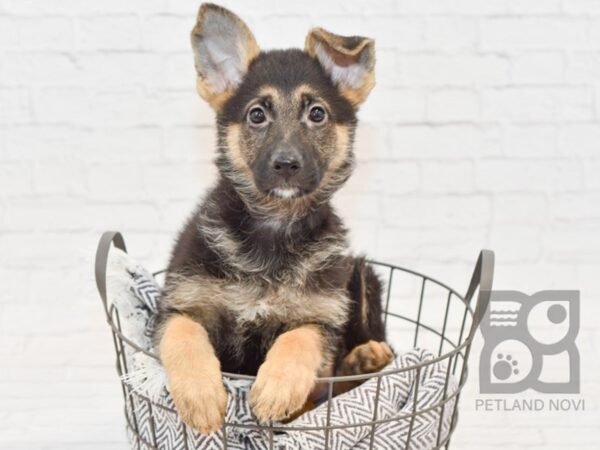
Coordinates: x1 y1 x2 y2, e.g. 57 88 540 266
493 354 519 380
479 290 579 394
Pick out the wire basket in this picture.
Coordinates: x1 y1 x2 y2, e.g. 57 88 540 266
95 231 494 450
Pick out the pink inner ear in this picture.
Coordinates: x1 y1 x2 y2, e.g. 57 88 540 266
323 43 358 68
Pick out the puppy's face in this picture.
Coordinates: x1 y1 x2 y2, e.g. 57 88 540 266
219 53 359 201
191 4 375 208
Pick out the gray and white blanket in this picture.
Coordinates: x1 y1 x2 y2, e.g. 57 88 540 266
107 248 457 450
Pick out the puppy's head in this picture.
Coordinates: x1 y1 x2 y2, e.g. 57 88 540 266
191 4 375 215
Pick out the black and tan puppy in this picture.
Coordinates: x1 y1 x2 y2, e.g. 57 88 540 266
154 3 393 434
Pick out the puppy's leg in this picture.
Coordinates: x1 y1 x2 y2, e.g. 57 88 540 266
159 314 228 434
335 257 394 395
334 340 393 395
250 324 323 423
282 360 335 422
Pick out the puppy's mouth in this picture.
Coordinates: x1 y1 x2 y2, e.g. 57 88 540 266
268 187 304 199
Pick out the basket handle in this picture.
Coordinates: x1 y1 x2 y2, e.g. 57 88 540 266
464 249 495 340
95 231 127 319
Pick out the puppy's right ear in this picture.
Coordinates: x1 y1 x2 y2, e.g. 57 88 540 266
191 3 260 111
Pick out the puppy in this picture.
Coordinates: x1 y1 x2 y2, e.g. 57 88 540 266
154 3 393 434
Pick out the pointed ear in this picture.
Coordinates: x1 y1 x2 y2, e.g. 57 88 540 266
191 3 260 110
305 28 375 108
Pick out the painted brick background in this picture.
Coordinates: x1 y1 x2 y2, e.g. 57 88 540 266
1 0 599 448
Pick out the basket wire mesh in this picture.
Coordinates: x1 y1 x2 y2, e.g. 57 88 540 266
95 231 494 450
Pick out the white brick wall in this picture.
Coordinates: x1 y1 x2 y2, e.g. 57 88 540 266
1 0 599 448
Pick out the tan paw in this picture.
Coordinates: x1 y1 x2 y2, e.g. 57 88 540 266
250 359 316 423
342 340 394 375
170 371 228 434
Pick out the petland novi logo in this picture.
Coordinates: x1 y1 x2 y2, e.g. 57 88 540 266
479 290 580 394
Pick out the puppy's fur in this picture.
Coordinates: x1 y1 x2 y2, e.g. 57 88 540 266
154 3 392 433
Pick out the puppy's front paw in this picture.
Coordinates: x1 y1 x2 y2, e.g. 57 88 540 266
170 370 228 434
250 359 316 423
342 340 393 375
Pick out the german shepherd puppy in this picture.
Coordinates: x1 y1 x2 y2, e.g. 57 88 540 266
154 3 393 434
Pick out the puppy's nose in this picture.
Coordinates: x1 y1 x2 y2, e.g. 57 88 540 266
272 156 301 178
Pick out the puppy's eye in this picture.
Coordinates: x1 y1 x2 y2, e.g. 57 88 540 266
308 106 326 123
248 107 267 125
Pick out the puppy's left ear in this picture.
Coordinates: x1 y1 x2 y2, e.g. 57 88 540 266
191 4 260 111
305 28 375 108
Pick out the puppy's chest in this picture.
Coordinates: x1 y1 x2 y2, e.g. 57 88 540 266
228 287 286 322
222 282 348 328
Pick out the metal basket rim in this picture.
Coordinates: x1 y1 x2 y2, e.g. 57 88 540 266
121 370 466 432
